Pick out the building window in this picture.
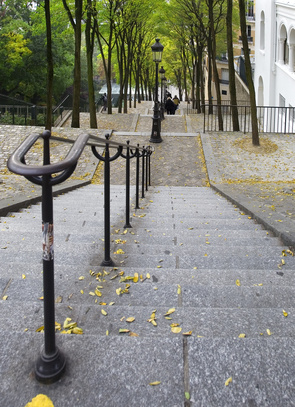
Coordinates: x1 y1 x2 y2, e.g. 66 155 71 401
220 68 229 84
279 25 287 64
222 90 227 95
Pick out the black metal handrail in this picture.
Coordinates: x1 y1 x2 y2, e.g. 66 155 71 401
7 130 152 384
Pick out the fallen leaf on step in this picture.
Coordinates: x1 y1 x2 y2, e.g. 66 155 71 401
283 309 288 317
238 333 246 338
24 394 54 407
101 309 107 316
171 326 182 334
164 308 175 316
225 377 232 386
149 381 161 386
126 317 135 323
236 279 241 287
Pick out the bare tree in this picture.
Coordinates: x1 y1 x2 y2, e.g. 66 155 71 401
45 0 53 130
239 0 259 145
227 0 239 130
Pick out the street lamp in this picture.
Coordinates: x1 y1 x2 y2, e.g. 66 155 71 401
150 38 164 143
159 66 165 120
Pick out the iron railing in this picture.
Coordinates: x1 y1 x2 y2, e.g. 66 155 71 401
7 130 153 383
202 104 295 134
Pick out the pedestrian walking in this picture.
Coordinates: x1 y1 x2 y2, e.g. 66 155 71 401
165 97 176 115
173 95 180 110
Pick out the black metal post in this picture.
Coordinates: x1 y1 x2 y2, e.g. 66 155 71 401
148 149 151 186
101 137 115 267
135 145 140 209
124 141 132 228
142 146 145 198
150 62 162 143
145 150 148 192
35 130 66 383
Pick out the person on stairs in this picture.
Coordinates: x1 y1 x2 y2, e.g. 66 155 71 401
173 95 180 110
165 97 176 115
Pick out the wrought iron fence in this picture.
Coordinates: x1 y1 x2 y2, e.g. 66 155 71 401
202 104 295 134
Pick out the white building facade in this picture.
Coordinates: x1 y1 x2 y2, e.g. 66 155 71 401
255 0 295 109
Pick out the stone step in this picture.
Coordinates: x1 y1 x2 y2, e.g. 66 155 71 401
1 302 295 340
1 332 294 407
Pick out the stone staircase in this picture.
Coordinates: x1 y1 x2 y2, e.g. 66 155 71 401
1 184 295 406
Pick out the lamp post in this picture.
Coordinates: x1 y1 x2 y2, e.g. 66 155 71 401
159 66 165 120
150 38 164 143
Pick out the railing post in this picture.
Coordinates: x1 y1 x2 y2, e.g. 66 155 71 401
101 135 115 267
141 146 145 199
35 130 66 383
145 149 148 192
148 148 151 187
124 141 132 228
135 145 140 209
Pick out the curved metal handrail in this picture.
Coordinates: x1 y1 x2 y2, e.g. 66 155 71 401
7 130 147 177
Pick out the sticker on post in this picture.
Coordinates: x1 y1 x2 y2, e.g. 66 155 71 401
42 223 54 261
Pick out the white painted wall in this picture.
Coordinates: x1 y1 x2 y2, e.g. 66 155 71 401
255 0 295 108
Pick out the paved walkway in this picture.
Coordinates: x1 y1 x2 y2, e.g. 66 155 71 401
0 101 294 245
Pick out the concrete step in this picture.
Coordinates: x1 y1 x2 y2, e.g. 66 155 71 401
1 301 295 340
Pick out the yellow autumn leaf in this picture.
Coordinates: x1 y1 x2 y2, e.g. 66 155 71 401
149 381 161 386
25 394 54 407
283 309 288 317
157 265 162 268
106 330 109 336
133 273 139 283
225 377 232 386
119 328 130 333
126 317 135 323
146 273 151 279
238 333 246 338
171 326 182 334
266 329 272 336
164 308 175 316
114 249 125 254
22 274 26 279
78 276 85 280
177 285 181 295
236 279 241 287
80 290 84 294
116 288 122 295
183 331 192 336
36 326 44 332
72 327 83 335
151 319 157 327
2 295 8 301
129 331 139 337
95 289 102 297
101 309 107 316
89 291 95 296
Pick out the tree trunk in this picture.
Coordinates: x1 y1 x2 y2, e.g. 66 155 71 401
207 37 213 114
45 0 53 130
227 0 239 131
71 0 82 128
209 1 223 130
86 1 97 129
239 0 259 145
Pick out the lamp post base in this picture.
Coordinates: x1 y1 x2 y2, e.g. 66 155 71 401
150 116 162 143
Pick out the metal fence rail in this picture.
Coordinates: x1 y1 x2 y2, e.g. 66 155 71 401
202 104 295 134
